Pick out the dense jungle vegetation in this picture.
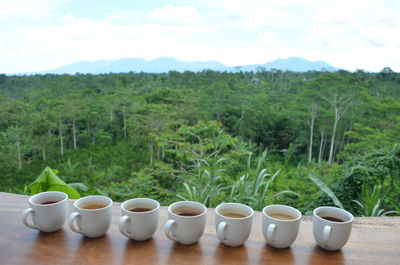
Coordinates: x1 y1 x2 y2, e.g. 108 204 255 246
1 68 399 216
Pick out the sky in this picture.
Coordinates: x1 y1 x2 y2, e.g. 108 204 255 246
1 0 399 73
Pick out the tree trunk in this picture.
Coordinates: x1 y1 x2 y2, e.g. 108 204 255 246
110 106 113 122
16 120 22 170
308 119 314 164
59 119 64 157
149 141 153 166
318 126 326 165
328 119 338 164
324 93 352 165
42 145 46 161
308 103 318 164
72 117 77 150
337 128 347 162
123 104 127 140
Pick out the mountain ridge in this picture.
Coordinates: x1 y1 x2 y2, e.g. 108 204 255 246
26 56 338 75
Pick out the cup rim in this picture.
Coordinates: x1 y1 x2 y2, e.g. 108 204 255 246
29 191 68 207
262 204 302 222
74 195 113 211
168 200 207 218
313 206 354 224
215 202 254 220
121 198 160 214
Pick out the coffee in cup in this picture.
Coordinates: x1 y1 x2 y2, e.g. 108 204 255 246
313 206 354 251
262 204 301 248
68 195 113 238
22 191 68 232
164 201 207 245
119 198 160 241
215 203 254 247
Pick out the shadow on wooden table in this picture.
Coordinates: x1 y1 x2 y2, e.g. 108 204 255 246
214 243 249 264
258 244 294 264
122 238 160 264
25 229 70 264
166 242 204 264
308 245 344 265
72 234 113 264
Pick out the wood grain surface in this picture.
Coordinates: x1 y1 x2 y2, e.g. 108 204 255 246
0 192 399 265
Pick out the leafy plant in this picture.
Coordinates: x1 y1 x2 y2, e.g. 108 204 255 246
28 166 81 199
352 184 399 216
309 173 344 209
61 158 80 182
177 155 226 207
229 149 298 210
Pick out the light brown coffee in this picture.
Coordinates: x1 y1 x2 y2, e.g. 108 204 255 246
81 204 107 210
173 207 202 217
221 212 247 218
129 207 153 212
268 212 295 220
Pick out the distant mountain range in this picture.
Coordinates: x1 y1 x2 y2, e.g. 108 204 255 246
29 57 337 75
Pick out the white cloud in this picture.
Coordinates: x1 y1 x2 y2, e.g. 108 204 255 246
0 0 71 21
0 13 214 72
147 4 200 24
258 31 283 46
0 0 400 73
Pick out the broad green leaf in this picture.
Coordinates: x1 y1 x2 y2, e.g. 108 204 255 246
69 182 90 192
28 166 80 199
309 174 343 209
47 185 80 199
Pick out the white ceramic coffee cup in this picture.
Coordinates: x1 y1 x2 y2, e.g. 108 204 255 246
313 206 354 251
119 198 160 241
22 191 68 232
215 203 254 247
68 195 113 238
262 204 301 248
164 201 207 245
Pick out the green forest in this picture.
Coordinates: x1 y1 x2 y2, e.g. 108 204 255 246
1 68 399 216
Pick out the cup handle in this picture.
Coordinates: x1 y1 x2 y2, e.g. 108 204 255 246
118 215 132 238
164 219 178 241
266 223 276 246
22 208 39 230
217 221 228 244
68 212 83 234
323 225 331 248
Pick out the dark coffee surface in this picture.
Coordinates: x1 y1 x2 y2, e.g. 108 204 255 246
173 206 202 217
320 215 345 222
129 207 153 212
176 212 199 216
40 200 60 205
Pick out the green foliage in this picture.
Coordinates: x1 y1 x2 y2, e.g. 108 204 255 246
352 184 399 216
314 145 400 215
0 70 399 216
309 173 343 209
28 167 81 199
177 156 226 207
229 149 298 210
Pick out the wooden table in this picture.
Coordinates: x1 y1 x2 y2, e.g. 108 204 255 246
1 192 399 264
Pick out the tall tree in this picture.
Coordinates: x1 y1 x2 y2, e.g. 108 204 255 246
325 93 352 164
307 102 319 164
